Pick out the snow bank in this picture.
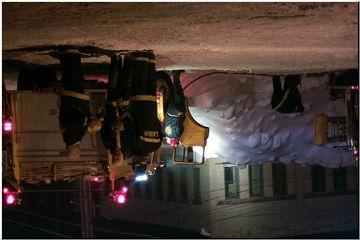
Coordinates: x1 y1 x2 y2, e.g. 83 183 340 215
182 72 353 168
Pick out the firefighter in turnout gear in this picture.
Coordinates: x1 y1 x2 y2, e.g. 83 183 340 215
271 75 304 114
162 70 186 149
57 51 91 160
101 51 162 176
101 53 128 161
125 51 163 156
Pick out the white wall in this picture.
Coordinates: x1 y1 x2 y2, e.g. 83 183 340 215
99 156 358 238
209 161 358 238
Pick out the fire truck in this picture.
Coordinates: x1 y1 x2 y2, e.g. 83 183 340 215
2 70 210 205
314 69 359 163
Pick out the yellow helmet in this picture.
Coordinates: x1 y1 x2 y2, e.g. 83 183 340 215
87 119 102 133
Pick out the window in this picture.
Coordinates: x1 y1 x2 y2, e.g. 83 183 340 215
272 163 287 196
180 168 188 203
333 167 347 191
224 166 239 198
187 147 194 162
156 168 163 201
193 168 201 204
311 165 326 192
176 146 196 163
167 169 175 202
249 165 263 197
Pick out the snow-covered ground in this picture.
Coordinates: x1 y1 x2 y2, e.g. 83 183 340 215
2 2 357 168
182 72 353 168
3 3 358 74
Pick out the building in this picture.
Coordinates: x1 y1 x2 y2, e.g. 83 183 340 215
99 147 359 238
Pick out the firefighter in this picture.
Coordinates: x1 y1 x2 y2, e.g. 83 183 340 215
162 70 186 149
101 53 128 161
271 75 304 114
56 50 92 160
126 51 163 155
329 69 359 100
101 51 162 174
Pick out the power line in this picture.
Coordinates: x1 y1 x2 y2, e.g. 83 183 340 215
94 226 158 238
5 208 81 227
6 170 356 238
13 167 357 227
6 208 164 239
135 170 357 221
141 178 283 221
19 188 105 193
182 71 275 91
3 218 72 238
17 170 307 194
143 187 356 232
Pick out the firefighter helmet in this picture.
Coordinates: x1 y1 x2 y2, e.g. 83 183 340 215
87 118 102 133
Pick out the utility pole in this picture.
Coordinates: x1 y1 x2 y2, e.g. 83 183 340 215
80 176 94 238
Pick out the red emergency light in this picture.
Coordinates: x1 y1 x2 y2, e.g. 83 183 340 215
169 138 178 148
3 190 21 206
352 148 358 160
6 194 16 205
121 186 128 193
113 192 127 204
112 185 129 205
3 120 12 132
116 194 126 204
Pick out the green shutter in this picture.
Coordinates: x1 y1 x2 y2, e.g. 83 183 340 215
273 163 287 196
311 165 326 192
250 165 263 197
224 166 239 198
333 167 347 191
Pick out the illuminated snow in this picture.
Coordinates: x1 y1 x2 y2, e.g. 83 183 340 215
183 72 353 168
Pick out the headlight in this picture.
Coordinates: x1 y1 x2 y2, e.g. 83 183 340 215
135 174 148 182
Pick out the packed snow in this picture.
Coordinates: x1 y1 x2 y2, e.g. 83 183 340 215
181 71 353 168
3 3 358 73
2 3 357 169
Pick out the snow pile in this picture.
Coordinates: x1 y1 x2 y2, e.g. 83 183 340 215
182 72 353 168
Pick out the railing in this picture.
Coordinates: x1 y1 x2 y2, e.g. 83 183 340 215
327 116 347 143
